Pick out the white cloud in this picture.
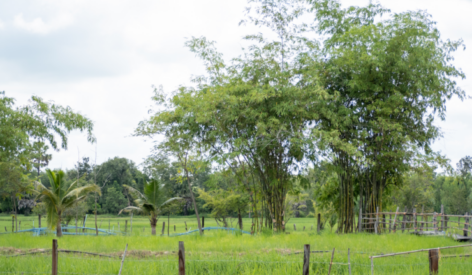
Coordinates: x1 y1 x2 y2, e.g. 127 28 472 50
13 13 73 34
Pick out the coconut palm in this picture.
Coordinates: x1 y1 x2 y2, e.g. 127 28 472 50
120 180 182 235
34 169 101 237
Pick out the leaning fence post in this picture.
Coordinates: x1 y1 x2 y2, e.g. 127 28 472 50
118 244 128 275
327 248 335 275
348 248 352 275
179 241 185 275
429 249 439 275
52 239 58 275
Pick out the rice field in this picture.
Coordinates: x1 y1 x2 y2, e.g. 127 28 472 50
1 214 472 274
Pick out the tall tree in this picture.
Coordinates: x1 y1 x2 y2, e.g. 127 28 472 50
309 0 465 232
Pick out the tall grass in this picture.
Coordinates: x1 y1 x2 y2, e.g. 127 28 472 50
1 215 471 274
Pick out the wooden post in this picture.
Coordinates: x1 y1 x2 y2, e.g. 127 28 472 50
12 216 14 232
348 248 351 275
402 207 407 233
161 222 165 235
125 220 128 233
375 206 379 234
382 214 386 233
445 216 448 231
294 224 297 231
371 257 374 275
440 205 444 231
52 239 58 275
413 208 417 234
429 249 439 275
19 221 21 231
393 207 400 233
464 213 469 237
118 244 128 275
130 213 133 234
389 214 392 233
421 206 424 232
303 244 310 275
317 213 321 233
4 227 6 232
202 216 205 233
174 225 176 232
185 222 187 232
118 222 120 232
328 248 335 275
179 241 185 275
39 214 42 228
358 207 362 233
303 226 305 231
433 213 438 233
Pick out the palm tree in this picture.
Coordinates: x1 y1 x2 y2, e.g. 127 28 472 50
34 169 101 237
120 180 182 235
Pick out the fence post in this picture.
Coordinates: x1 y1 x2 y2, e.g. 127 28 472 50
393 207 400 233
317 214 321 233
327 248 335 275
402 207 407 233
389 214 392 233
52 239 58 275
130 212 133 234
303 226 305 231
185 221 188 232
440 205 444 231
125 220 128 233
429 249 439 275
433 213 438 233
413 208 417 234
174 225 176 232
161 222 165 236
12 216 14 232
302 244 310 275
464 213 469 237
382 214 386 233
421 206 424 232
348 248 351 275
359 207 362 233
294 224 297 231
375 207 379 234
179 241 185 275
371 257 374 275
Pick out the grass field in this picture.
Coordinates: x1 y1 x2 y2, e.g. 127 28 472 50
1 214 472 274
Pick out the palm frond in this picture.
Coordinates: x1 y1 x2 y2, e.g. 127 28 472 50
64 184 101 201
123 184 146 200
160 197 183 208
118 206 142 215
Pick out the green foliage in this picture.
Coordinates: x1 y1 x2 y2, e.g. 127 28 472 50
33 169 101 236
104 187 127 214
197 188 249 227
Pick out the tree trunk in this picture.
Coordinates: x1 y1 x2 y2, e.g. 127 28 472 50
185 172 203 236
57 213 63 237
238 209 243 230
151 215 157 236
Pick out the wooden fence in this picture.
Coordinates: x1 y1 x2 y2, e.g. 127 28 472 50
359 205 472 238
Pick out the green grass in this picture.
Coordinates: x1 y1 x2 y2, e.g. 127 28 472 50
1 215 472 274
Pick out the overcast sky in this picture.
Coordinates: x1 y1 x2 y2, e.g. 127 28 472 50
1 0 471 171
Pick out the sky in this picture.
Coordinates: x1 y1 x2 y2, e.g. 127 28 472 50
0 0 471 171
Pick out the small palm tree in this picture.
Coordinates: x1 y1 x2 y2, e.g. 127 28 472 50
34 169 101 237
120 180 182 235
